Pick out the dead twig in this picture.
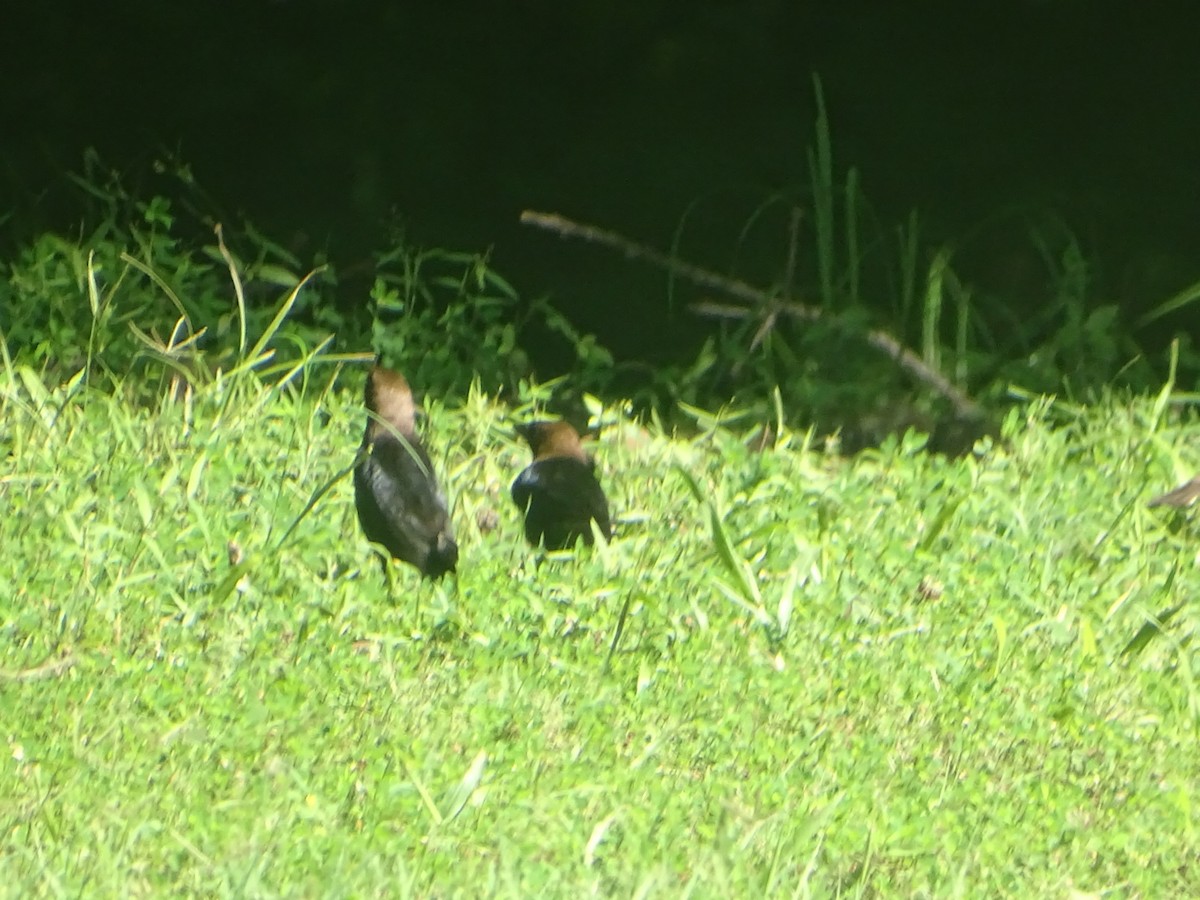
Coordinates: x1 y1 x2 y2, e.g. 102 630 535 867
691 300 980 420
520 209 982 421
746 205 804 360
520 210 773 306
0 654 78 682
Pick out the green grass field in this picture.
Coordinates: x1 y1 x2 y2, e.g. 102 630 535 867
3 366 1200 897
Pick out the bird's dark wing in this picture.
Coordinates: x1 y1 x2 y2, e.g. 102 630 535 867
512 457 611 547
355 435 455 571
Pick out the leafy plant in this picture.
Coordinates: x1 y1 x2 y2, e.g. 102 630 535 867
0 156 340 400
1 156 619 415
366 237 616 403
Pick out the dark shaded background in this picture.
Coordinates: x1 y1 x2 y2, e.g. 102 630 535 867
5 0 1200 367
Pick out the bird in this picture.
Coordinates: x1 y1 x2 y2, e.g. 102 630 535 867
354 366 458 578
512 420 612 550
1148 474 1200 509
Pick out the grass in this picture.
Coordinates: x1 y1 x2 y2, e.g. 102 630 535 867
3 356 1200 898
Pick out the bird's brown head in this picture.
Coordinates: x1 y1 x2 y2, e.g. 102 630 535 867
515 420 589 463
364 366 417 438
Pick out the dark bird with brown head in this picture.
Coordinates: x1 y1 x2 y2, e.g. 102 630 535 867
512 420 612 550
354 366 458 578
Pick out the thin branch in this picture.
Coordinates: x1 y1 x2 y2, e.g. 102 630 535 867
0 654 78 682
692 300 980 420
747 205 804 356
520 210 781 309
782 206 803 304
521 208 982 421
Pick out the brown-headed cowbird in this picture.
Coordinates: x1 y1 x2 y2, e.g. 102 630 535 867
1148 475 1200 509
354 366 458 577
512 420 612 549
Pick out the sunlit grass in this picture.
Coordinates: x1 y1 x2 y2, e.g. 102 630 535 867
3 360 1200 896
